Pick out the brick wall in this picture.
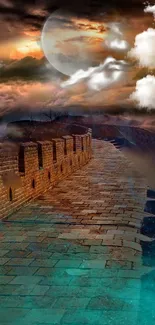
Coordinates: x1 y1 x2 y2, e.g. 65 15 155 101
0 129 92 219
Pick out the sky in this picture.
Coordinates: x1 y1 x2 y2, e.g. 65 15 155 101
0 0 155 120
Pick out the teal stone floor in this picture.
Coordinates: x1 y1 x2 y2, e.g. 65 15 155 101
0 139 155 325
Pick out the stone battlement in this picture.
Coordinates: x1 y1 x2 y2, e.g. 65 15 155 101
0 128 92 219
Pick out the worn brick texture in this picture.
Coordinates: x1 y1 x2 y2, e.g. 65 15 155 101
0 129 92 219
0 139 153 325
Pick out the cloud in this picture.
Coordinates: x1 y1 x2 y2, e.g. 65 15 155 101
128 3 155 112
105 38 129 51
104 22 129 52
108 23 123 36
144 4 155 19
0 122 23 156
0 122 23 139
0 57 43 81
0 80 68 117
0 123 8 137
0 75 136 118
61 57 129 91
0 56 64 82
130 75 155 110
0 0 13 8
128 28 155 68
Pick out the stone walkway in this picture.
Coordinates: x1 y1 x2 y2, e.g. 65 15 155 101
0 139 154 325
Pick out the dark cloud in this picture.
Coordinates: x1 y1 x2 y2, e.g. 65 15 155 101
50 0 155 17
1 0 154 22
0 57 45 81
0 0 153 43
0 56 64 81
47 15 74 25
63 36 93 43
0 0 154 120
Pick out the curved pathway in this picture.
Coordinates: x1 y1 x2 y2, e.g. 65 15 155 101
0 139 154 325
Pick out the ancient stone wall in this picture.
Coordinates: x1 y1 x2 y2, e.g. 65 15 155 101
88 124 120 139
118 126 155 148
0 129 92 219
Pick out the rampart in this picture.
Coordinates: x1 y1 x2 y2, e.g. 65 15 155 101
118 125 155 148
0 128 92 219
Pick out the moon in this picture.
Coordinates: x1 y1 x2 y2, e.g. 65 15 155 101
41 10 103 76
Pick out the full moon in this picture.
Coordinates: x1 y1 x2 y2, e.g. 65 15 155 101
41 10 105 76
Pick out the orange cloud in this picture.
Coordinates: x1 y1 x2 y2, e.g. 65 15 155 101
73 18 106 35
23 29 40 38
10 40 43 60
0 78 135 118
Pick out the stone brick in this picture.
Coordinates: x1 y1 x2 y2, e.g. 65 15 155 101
23 308 65 324
83 239 102 246
0 258 10 265
0 284 21 295
29 284 50 296
0 130 92 219
39 276 72 286
89 246 109 254
53 297 90 308
29 258 58 268
54 259 82 268
106 260 132 270
0 308 30 323
87 295 124 310
6 258 34 266
80 260 106 269
0 250 9 257
0 137 149 324
0 275 15 284
34 267 57 276
10 275 42 285
7 266 38 276
61 309 103 325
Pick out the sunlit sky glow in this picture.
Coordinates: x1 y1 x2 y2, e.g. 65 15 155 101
0 0 155 118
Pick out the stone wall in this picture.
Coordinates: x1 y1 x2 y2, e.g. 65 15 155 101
118 125 155 148
90 124 120 139
0 129 92 219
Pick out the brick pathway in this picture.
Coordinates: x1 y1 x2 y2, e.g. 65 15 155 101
0 139 154 325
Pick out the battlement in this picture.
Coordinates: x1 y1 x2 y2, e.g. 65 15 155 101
0 128 92 219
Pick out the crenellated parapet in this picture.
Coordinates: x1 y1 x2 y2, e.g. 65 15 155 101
0 129 92 219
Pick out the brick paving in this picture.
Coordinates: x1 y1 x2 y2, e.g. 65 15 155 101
0 139 154 324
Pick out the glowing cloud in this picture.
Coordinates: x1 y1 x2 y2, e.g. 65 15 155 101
105 38 129 51
128 28 155 68
104 22 129 52
61 57 128 91
10 40 42 60
144 4 155 18
0 123 23 140
108 23 123 36
130 75 155 110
